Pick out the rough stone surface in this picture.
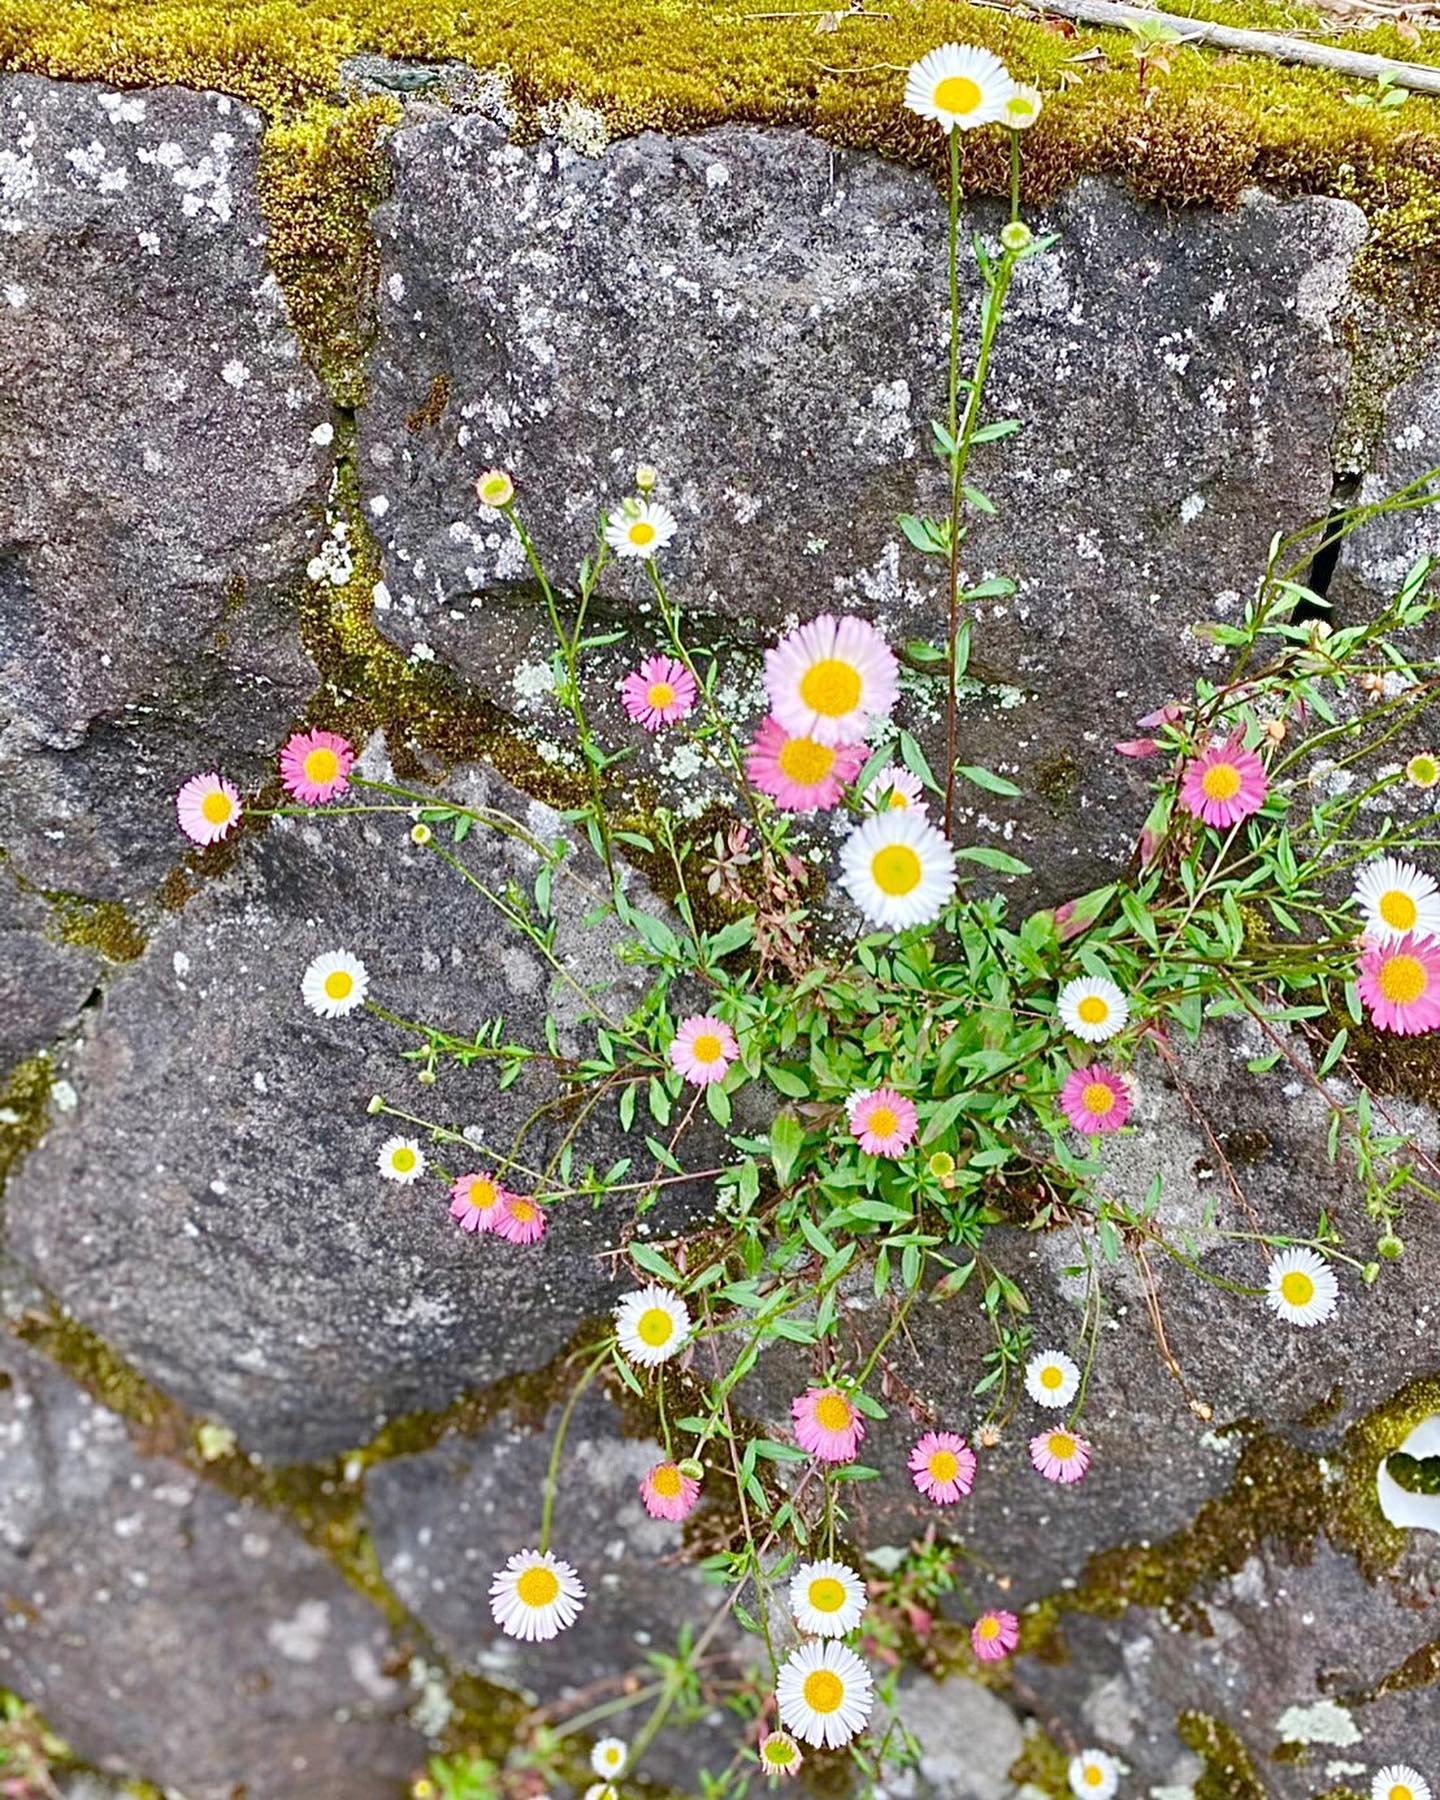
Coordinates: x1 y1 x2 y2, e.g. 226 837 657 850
0 76 327 899
0 866 100 1067
362 120 1364 900
890 1674 1026 1800
0 1333 423 1800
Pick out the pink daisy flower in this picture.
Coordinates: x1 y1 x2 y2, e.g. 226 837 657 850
1179 735 1268 828
971 1609 1020 1662
745 714 867 813
638 1460 701 1521
792 1386 865 1463
669 1014 738 1087
1059 1066 1132 1136
1357 932 1440 1035
846 1088 918 1158
621 655 697 732
449 1171 509 1234
175 771 242 845
492 1193 548 1245
908 1431 977 1504
279 728 355 804
763 613 899 746
1030 1427 1092 1485
1115 702 1185 758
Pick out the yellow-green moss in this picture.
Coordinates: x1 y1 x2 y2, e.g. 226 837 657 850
1009 1722 1073 1800
44 894 148 963
1178 1710 1266 1800
1330 1370 1440 1575
0 1055 52 1195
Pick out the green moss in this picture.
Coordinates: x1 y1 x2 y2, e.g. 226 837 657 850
1330 1370 1440 1576
0 1055 53 1196
44 894 148 963
1178 1710 1266 1800
1033 750 1080 807
1009 1722 1072 1800
1364 1631 1440 1695
1337 1008 1440 1108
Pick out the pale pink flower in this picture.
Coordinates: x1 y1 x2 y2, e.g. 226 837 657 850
638 1460 701 1521
492 1193 548 1244
864 764 927 815
279 728 355 803
745 714 866 813
449 1171 508 1234
763 613 899 745
176 771 242 844
971 1609 1019 1662
1059 1066 1131 1135
792 1386 865 1463
669 1014 738 1086
1179 735 1268 828
1030 1427 1092 1484
621 655 697 732
908 1431 976 1504
846 1087 918 1158
1357 932 1440 1035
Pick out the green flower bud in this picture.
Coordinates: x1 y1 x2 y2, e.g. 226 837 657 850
1377 1232 1405 1260
1000 220 1033 253
677 1457 705 1481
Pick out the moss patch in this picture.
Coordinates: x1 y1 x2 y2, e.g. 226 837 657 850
0 1055 53 1196
1178 1709 1266 1800
43 893 148 963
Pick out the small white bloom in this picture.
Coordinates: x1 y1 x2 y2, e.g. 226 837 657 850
377 1136 426 1185
604 498 678 560
584 1787 620 1800
1056 975 1130 1043
764 613 898 746
904 42 1013 132
1264 1246 1339 1327
590 1738 627 1777
789 1559 867 1637
839 810 957 932
301 950 369 1018
863 764 927 816
1024 1349 1080 1409
1373 1766 1432 1800
776 1639 874 1749
1068 1750 1120 1800
489 1547 585 1641
1354 856 1440 944
614 1283 692 1366
1002 84 1043 129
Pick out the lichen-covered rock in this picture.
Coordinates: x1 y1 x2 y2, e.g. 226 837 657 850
0 76 327 900
0 1333 423 1800
0 866 100 1067
361 119 1363 898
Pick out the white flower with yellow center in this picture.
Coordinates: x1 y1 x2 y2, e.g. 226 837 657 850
489 1547 586 1641
1068 1749 1120 1799
904 43 1013 133
764 613 899 746
864 764 927 815
1373 1766 1432 1800
590 1738 627 1778
605 499 678 560
377 1135 426 1185
615 1283 692 1366
584 1787 620 1800
301 950 370 1019
839 810 957 931
1024 1349 1080 1409
1056 975 1130 1043
775 1640 874 1749
1002 84 1044 129
1354 856 1440 944
1264 1246 1338 1327
789 1559 867 1637
475 468 514 509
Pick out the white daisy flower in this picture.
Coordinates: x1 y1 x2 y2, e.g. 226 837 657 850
614 1283 692 1366
301 949 369 1018
1056 975 1130 1043
1002 84 1043 129
1373 1766 1432 1800
1264 1246 1339 1327
1024 1349 1080 1409
863 764 927 816
377 1135 426 1185
1068 1749 1121 1799
604 499 678 560
839 810 957 932
489 1547 586 1641
590 1738 627 1777
775 1639 874 1749
763 613 898 746
584 1787 620 1800
903 42 1014 133
789 1559 868 1637
1354 856 1440 944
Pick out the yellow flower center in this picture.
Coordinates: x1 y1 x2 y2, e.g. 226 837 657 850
808 1577 847 1612
929 1449 959 1482
323 969 354 1001
1379 953 1428 1005
1082 1082 1116 1116
777 735 837 786
480 475 512 505
303 746 339 785
1084 1767 1106 1789
647 681 676 709
813 1392 852 1432
1379 889 1418 931
1201 761 1243 801
976 1615 1001 1640
1280 1270 1315 1307
390 1146 417 1174
691 1032 724 1064
1039 1364 1064 1390
934 74 982 114
763 1739 798 1767
1076 995 1109 1026
201 790 233 824
515 1566 560 1608
865 1106 899 1138
628 519 657 546
799 657 862 718
1390 1786 1413 1800
650 1463 683 1497
871 844 922 897
468 1179 497 1210
638 1307 674 1346
509 1198 537 1223
1006 94 1036 119
802 1670 844 1714
1049 1433 1076 1460
1408 756 1438 786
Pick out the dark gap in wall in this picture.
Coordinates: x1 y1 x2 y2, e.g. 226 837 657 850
1296 470 1363 622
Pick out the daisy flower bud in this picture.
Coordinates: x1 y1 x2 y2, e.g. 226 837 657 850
635 463 659 492
1378 1232 1405 1260
476 468 514 509
411 822 433 845
1000 220 1033 252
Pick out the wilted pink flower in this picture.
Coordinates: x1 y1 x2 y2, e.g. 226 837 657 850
1059 1066 1131 1135
1030 1427 1092 1484
792 1386 865 1463
1116 703 1184 758
971 1609 1019 1661
908 1431 976 1504
492 1193 548 1244
176 771 242 844
669 1014 738 1086
846 1087 918 1158
745 714 866 813
1357 932 1440 1035
621 655 697 732
1179 735 1267 828
279 728 355 803
638 1460 701 1521
449 1171 509 1233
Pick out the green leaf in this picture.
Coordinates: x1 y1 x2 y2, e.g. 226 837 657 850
770 1113 804 1185
955 845 1031 876
954 764 1022 798
630 1243 683 1284
619 1082 637 1131
706 1082 733 1127
765 1063 811 1099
